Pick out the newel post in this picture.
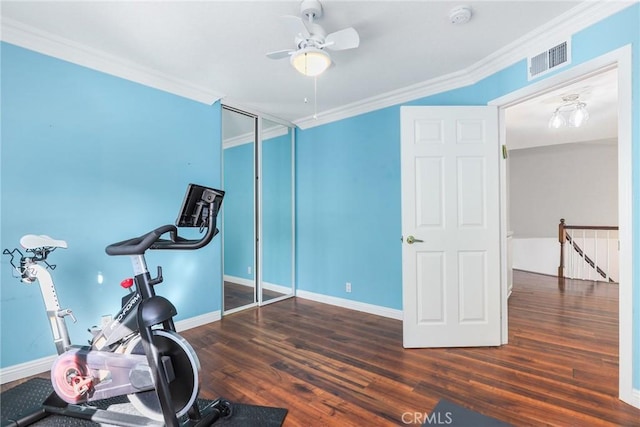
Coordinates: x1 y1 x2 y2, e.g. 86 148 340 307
558 218 566 280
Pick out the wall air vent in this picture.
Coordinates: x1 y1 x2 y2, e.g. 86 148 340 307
528 40 570 80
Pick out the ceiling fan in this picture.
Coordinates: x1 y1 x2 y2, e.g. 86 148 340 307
266 0 360 77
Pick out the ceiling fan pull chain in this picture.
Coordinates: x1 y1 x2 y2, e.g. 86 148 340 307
313 76 318 120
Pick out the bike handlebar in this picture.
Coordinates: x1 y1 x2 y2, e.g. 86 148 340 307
105 224 178 256
105 209 219 256
105 185 223 256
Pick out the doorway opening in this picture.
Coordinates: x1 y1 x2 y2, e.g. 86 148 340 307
492 45 633 406
505 67 619 281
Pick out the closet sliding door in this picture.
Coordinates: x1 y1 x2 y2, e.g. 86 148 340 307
222 106 295 314
259 119 295 304
222 107 257 313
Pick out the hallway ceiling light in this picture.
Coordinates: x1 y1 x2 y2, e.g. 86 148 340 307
548 94 590 129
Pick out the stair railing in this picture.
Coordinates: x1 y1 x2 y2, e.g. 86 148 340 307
558 218 619 282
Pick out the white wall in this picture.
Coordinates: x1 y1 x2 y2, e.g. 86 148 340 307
509 140 618 277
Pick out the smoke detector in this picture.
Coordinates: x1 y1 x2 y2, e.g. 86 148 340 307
449 6 472 25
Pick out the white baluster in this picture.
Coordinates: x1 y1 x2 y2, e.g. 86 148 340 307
594 230 598 281
582 229 586 280
567 231 571 279
604 230 611 282
569 231 574 279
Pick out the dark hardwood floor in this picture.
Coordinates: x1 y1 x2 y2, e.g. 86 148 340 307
3 271 639 426
223 281 256 311
224 281 287 311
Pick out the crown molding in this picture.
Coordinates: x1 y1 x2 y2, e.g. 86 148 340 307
1 1 634 125
1 17 223 105
294 0 636 130
294 68 475 130
223 131 254 149
222 100 295 129
223 123 289 149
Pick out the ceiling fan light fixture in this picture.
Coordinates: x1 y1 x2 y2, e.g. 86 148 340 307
290 48 331 77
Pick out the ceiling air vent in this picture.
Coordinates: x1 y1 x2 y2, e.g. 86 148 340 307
528 40 570 80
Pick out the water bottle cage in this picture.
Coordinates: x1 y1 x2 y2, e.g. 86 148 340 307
3 247 58 281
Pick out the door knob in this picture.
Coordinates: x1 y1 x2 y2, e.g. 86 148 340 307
406 235 424 244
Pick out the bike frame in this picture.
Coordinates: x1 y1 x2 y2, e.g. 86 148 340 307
4 184 228 427
19 250 145 355
19 257 74 355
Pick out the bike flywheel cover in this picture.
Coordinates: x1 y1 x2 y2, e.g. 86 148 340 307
124 330 200 421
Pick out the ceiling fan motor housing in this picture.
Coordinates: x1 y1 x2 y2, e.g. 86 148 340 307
300 0 323 21
296 23 326 49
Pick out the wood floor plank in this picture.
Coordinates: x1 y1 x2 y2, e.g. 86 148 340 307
3 271 639 426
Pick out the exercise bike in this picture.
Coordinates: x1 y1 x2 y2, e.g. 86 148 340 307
3 184 230 427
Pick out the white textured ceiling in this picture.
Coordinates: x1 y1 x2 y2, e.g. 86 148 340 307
506 67 618 150
0 1 628 143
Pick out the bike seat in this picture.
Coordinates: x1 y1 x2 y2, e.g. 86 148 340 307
20 234 68 250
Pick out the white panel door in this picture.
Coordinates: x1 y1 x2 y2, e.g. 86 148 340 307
401 106 501 348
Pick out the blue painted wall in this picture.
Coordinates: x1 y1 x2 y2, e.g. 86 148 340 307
1 4 638 391
262 131 293 287
0 43 223 367
296 110 402 309
222 143 255 281
295 4 639 387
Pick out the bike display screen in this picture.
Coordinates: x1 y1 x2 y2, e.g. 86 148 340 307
176 184 225 228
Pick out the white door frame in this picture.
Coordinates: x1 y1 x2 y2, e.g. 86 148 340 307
489 45 635 407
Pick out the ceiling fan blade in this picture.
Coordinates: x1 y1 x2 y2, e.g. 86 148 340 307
281 15 311 39
325 27 360 51
266 49 294 60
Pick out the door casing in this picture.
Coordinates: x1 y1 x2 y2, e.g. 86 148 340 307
489 45 634 407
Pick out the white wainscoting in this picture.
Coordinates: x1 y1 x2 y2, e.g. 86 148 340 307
512 238 559 276
514 237 620 281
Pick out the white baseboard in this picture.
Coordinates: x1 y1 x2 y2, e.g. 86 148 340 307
0 354 57 385
296 290 403 321
262 281 292 295
223 275 253 288
174 310 221 332
224 276 292 295
628 388 640 409
0 310 221 385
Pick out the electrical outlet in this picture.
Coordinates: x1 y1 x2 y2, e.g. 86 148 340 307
248 266 252 275
346 282 352 293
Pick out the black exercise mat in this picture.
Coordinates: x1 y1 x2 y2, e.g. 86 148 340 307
1 378 287 427
425 399 512 427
